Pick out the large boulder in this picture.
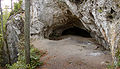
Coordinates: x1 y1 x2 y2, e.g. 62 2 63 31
5 14 24 64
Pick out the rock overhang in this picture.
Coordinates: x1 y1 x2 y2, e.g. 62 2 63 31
29 0 120 50
5 0 120 65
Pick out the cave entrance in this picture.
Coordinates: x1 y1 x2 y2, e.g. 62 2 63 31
48 26 91 40
62 26 91 38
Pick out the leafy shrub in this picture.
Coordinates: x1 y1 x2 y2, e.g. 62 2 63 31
0 5 10 66
10 0 23 16
14 0 22 12
6 46 44 69
116 50 120 67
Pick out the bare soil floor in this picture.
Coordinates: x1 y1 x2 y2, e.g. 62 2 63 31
32 35 112 69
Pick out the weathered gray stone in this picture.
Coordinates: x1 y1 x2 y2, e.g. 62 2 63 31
30 0 120 50
6 14 24 64
6 0 120 65
29 0 120 64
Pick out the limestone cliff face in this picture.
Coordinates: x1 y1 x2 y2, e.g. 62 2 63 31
6 0 120 64
29 0 120 64
29 0 120 54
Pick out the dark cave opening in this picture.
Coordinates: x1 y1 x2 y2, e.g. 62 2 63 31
48 26 91 40
62 26 91 38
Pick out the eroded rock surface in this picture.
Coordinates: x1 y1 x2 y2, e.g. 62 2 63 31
6 14 24 64
29 0 120 64
6 0 120 65
30 0 120 51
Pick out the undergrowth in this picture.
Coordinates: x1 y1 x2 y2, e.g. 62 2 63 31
116 49 120 68
107 49 120 69
6 46 45 69
6 38 45 69
10 0 23 16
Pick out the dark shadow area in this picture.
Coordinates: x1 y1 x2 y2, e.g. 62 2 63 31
62 26 91 38
48 26 91 40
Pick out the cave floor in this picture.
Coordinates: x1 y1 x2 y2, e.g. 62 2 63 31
32 35 112 69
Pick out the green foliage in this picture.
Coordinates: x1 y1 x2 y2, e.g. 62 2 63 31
30 48 44 69
0 5 10 30
3 6 10 29
0 5 10 66
107 65 113 69
106 48 120 69
14 0 22 12
116 49 120 67
10 0 23 16
6 46 44 69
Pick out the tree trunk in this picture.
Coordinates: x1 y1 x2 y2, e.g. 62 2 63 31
24 0 30 64
11 0 13 10
0 0 1 38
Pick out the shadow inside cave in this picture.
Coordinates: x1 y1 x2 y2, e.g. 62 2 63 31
49 26 91 40
62 26 91 38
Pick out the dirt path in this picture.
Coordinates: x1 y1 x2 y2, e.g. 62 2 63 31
32 35 112 69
